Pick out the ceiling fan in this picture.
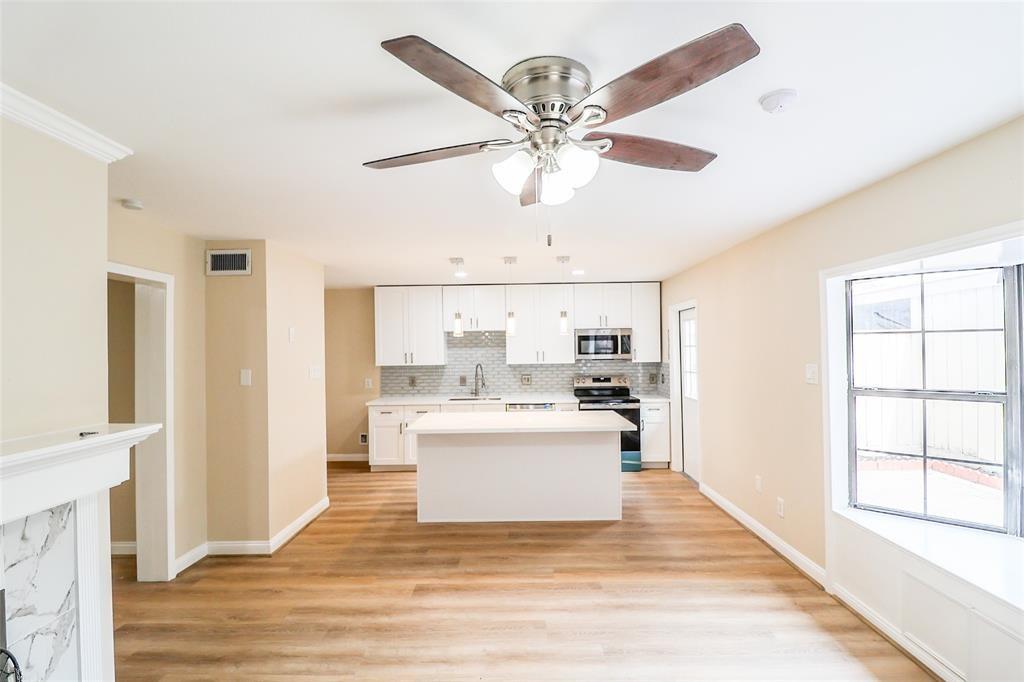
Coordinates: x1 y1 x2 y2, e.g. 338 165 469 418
364 24 760 206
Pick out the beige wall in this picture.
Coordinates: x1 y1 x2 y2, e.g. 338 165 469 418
107 279 137 542
1 120 109 439
661 116 1024 566
267 242 327 537
108 211 209 556
325 288 379 454
205 240 270 542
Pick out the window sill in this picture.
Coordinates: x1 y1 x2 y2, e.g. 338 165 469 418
834 507 1024 611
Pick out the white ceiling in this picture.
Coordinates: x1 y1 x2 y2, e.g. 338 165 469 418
3 2 1021 287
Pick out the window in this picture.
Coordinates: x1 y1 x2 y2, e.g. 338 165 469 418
681 312 698 399
847 266 1022 534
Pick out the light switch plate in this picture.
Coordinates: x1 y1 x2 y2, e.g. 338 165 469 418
776 497 785 518
308 365 322 380
804 363 819 385
459 375 467 386
240 368 253 386
288 326 296 342
409 376 417 387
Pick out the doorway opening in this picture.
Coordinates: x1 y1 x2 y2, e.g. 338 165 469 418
668 302 701 482
106 262 176 581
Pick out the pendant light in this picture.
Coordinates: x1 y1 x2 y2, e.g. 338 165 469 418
453 311 464 338
450 256 467 279
450 257 466 337
504 256 517 336
557 256 571 336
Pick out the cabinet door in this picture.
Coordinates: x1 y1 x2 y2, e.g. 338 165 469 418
473 285 506 331
374 287 408 366
369 408 404 465
473 403 505 412
440 404 476 413
407 286 446 365
573 283 604 328
630 282 661 363
537 284 575 364
603 283 632 328
640 406 670 462
505 285 539 364
403 405 438 464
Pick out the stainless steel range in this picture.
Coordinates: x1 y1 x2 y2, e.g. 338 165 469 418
574 375 641 471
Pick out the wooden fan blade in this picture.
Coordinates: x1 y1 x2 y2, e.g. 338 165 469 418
585 132 717 171
568 24 759 126
520 168 541 206
364 139 511 169
382 36 538 123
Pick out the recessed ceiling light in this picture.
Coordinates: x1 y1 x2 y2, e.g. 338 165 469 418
120 198 144 210
571 269 585 276
759 88 798 114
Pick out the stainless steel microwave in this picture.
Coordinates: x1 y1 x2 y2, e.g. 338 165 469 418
575 329 632 360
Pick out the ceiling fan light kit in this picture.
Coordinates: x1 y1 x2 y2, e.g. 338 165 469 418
364 24 760 206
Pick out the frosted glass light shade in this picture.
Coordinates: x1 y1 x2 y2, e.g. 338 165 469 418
556 144 600 188
540 168 574 206
453 312 464 337
491 151 535 195
506 311 516 336
559 310 570 336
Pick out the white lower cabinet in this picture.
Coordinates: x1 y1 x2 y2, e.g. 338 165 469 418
640 403 670 463
369 405 439 467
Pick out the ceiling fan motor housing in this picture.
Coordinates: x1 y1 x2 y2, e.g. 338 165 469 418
501 56 592 123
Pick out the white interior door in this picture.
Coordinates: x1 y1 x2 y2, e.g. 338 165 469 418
603 283 632 328
679 307 701 480
505 285 539 364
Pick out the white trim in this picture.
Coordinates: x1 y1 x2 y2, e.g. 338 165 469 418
75 491 115 681
207 496 330 556
110 541 137 555
666 300 698 478
700 483 827 586
328 453 368 462
831 584 963 682
175 542 208 574
0 83 132 163
270 496 330 553
108 261 177 583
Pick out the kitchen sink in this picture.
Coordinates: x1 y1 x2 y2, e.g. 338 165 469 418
448 397 502 401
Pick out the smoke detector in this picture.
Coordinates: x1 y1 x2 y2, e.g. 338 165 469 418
120 198 144 210
759 88 798 114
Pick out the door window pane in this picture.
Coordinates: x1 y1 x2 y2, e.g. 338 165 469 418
926 400 1003 465
926 461 1004 528
856 451 924 514
856 396 923 455
924 270 1003 331
852 333 923 389
924 331 1006 392
852 275 922 331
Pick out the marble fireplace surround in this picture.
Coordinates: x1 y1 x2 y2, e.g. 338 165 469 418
1 423 160 681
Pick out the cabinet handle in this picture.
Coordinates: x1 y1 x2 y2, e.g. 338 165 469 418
416 410 428 414
403 352 408 364
542 350 545 361
641 419 645 431
399 422 403 434
380 410 393 415
410 352 414 364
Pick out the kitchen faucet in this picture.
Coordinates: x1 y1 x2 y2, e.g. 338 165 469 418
473 363 486 397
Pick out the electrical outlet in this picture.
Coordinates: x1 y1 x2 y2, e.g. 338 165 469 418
661 373 666 384
649 373 657 384
755 475 763 493
521 374 532 385
359 433 368 445
459 375 467 386
408 376 417 387
776 497 785 518
364 378 373 389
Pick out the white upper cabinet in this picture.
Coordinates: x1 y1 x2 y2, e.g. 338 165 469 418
505 284 574 364
374 286 446 366
630 282 662 363
443 285 506 332
573 283 632 328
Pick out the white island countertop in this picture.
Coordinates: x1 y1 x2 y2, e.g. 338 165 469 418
406 410 636 435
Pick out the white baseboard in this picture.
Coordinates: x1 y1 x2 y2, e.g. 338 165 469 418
175 542 208 574
270 496 330 552
831 584 960 682
206 496 331 556
328 453 368 462
700 483 827 587
110 541 136 555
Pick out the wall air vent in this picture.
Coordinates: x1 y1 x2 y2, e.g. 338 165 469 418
206 249 252 276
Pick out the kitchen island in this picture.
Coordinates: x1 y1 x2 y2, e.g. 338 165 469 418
406 411 636 522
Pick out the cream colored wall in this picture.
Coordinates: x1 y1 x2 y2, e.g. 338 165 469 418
325 288 379 454
108 211 209 557
660 116 1024 566
1 120 108 439
107 279 137 542
205 240 270 542
267 242 327 537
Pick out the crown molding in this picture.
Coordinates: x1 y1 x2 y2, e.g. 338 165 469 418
1 83 132 163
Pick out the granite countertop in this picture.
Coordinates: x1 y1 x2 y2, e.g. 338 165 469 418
406 410 637 434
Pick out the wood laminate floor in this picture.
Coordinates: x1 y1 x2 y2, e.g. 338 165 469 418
112 464 930 680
